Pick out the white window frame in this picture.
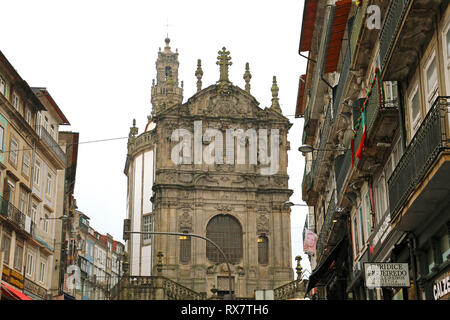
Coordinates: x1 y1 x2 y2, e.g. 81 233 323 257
46 171 53 197
23 153 31 176
43 208 51 233
9 138 18 165
363 191 372 237
38 256 47 284
443 18 450 95
7 180 15 204
31 202 38 224
374 174 387 224
12 93 20 110
424 51 438 111
408 83 421 137
0 76 6 96
25 109 31 124
19 189 27 214
26 249 35 278
34 159 41 186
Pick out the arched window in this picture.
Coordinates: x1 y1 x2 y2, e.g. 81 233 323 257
206 215 242 264
165 66 171 80
258 235 269 264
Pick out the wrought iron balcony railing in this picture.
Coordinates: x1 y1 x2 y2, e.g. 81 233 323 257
310 101 333 191
35 125 66 165
388 96 450 221
379 0 411 71
0 195 35 235
315 191 336 262
335 148 352 200
333 44 351 119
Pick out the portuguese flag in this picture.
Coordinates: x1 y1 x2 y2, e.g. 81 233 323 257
355 104 366 160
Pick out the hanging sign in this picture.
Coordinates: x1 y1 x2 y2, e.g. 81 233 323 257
364 263 410 288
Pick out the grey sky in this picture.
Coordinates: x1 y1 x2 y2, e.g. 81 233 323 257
0 0 309 273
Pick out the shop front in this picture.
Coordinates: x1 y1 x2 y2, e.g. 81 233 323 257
1 265 31 300
23 278 48 300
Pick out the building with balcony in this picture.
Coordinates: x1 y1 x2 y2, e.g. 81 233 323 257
70 209 124 300
297 0 450 300
0 49 73 300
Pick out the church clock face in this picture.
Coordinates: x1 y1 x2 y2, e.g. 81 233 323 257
125 38 293 298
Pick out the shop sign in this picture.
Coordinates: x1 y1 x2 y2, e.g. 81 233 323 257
433 272 450 300
24 278 47 300
2 265 24 289
364 263 410 288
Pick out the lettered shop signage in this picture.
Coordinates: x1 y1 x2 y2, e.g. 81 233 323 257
433 272 450 300
364 263 410 288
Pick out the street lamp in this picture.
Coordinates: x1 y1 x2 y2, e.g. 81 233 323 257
284 201 308 207
40 214 69 221
298 144 349 153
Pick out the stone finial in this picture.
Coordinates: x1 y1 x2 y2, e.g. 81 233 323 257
216 47 232 83
295 255 303 280
129 119 138 138
270 76 282 113
195 59 203 92
243 62 252 93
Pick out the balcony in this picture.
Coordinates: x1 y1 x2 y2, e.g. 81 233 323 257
380 0 442 80
388 96 450 230
0 196 35 236
302 167 318 205
353 81 399 172
35 125 66 166
315 191 336 263
333 43 351 119
335 148 352 200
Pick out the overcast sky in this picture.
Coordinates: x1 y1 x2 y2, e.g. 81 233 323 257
0 0 309 273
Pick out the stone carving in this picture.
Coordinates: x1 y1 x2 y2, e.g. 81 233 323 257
179 210 192 232
216 204 232 213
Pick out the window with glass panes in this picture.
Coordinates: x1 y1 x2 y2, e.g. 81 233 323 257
1 231 11 265
206 215 242 264
143 215 152 241
9 138 18 165
13 238 24 271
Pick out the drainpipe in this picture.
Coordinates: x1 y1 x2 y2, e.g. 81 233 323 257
407 232 419 300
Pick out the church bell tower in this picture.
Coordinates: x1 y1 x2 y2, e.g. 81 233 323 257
151 38 184 114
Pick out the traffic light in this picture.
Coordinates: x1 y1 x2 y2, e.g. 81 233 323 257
123 219 131 241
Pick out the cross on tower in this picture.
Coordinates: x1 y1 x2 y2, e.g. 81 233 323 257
164 19 172 38
217 47 232 83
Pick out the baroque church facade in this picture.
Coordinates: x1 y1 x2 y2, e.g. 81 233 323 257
124 38 294 298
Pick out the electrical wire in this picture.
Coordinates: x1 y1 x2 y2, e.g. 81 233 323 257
1 136 129 154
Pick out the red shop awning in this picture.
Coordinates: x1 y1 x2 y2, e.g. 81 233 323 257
1 281 32 300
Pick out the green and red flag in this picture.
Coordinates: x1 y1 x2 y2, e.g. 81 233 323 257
355 103 366 159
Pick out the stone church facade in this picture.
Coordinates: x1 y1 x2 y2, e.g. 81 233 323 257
124 38 293 298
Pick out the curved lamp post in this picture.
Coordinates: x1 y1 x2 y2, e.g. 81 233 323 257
298 144 349 153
